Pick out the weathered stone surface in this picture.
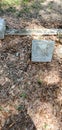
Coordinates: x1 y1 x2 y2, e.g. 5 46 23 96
32 40 55 62
0 18 6 39
5 29 62 36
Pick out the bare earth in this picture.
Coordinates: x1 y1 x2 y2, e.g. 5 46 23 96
0 0 62 130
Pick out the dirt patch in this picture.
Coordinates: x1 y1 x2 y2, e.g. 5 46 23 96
0 35 62 130
0 0 62 130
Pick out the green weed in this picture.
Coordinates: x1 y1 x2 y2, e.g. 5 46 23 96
23 0 29 3
31 2 41 9
43 123 48 129
0 0 20 10
6 7 16 13
1 0 20 6
20 92 27 99
37 79 42 85
17 105 25 111
0 106 3 111
48 3 52 9
41 0 45 3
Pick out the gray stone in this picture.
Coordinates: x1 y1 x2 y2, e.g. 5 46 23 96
0 18 6 39
5 29 62 36
32 40 55 62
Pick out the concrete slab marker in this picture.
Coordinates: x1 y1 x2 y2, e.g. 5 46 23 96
5 29 62 36
32 40 55 62
0 18 6 39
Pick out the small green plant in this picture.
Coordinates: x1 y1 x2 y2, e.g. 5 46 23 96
0 106 3 111
48 3 52 9
2 0 20 6
6 7 16 13
20 92 27 99
31 2 41 9
43 123 48 129
23 0 29 3
23 7 30 13
17 105 24 111
41 0 45 3
37 79 42 85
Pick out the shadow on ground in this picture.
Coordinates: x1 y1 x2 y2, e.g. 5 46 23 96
2 108 36 130
0 0 62 28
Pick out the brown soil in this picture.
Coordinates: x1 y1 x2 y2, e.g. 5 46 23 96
0 0 62 130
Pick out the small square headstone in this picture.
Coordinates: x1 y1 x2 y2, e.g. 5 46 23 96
0 18 6 39
32 40 55 62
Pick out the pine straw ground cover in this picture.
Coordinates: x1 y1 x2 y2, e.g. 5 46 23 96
0 0 62 130
0 35 62 130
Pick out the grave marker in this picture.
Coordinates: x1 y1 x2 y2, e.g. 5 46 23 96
0 18 6 39
32 40 55 62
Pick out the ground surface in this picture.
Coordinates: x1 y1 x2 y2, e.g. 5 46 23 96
0 0 62 130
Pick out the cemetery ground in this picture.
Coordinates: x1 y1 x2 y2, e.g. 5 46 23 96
0 0 62 130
